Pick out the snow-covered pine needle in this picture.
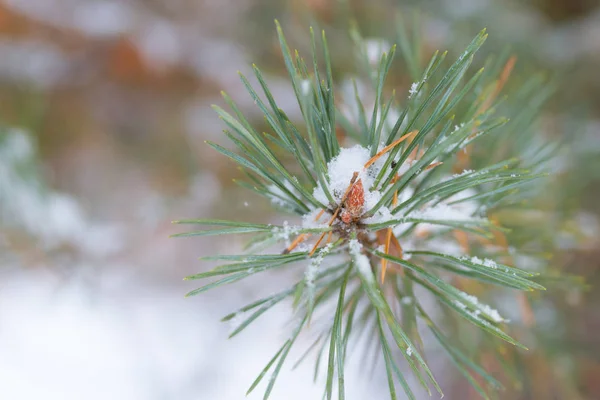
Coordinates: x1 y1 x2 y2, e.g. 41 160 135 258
174 20 556 400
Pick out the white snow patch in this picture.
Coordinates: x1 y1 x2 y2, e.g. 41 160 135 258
453 123 466 132
305 243 334 290
311 145 389 217
363 204 394 225
452 169 475 178
295 243 310 253
313 145 372 204
408 82 422 99
309 143 403 225
349 239 373 282
460 256 498 269
455 291 508 323
301 208 330 229
395 186 415 206
271 221 300 248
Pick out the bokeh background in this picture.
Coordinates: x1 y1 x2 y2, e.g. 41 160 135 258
1 0 599 399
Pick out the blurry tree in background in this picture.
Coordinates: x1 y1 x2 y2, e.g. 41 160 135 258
0 1 599 399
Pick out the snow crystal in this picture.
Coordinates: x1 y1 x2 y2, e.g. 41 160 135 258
460 256 498 269
453 123 466 132
408 82 419 98
455 291 508 323
349 239 373 282
243 201 249 207
305 261 319 288
480 306 507 324
295 242 310 253
453 300 468 310
452 169 475 178
272 221 300 247
305 243 334 288
401 296 413 305
406 346 413 357
408 78 426 99
348 238 362 254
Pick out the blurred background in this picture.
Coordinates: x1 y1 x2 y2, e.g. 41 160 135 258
0 0 599 399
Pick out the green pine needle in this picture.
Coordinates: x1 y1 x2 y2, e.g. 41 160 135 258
174 19 560 400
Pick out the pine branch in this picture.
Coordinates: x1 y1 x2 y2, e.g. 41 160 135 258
174 19 560 400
